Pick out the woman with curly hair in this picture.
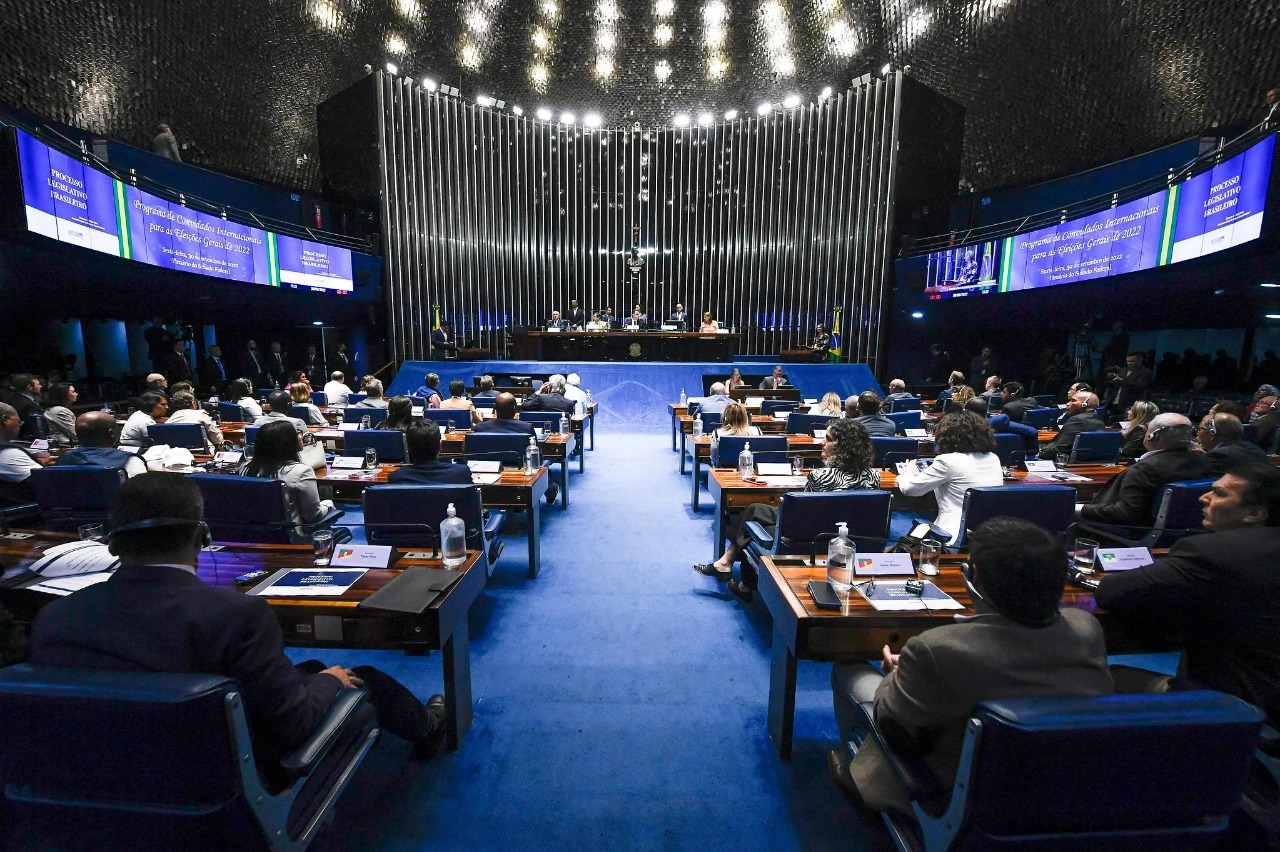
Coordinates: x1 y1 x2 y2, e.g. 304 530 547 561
716 402 761 437
813 392 843 418
1120 400 1159 461
695 418 881 600
896 410 1003 544
949 385 976 407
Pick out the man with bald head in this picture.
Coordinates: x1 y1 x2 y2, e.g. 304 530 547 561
1079 413 1214 528
145 373 168 395
1038 389 1105 460
474 393 534 436
0 402 42 503
55 411 147 477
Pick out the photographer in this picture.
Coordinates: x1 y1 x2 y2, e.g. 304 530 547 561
1106 352 1151 419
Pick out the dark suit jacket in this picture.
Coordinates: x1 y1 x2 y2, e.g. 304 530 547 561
159 350 192 384
266 352 289 386
28 564 343 764
431 328 457 354
855 414 898 438
1001 398 1042 423
1119 427 1146 461
241 350 268 389
300 355 326 387
200 355 229 392
332 351 353 379
520 393 575 415
6 391 42 441
474 418 535 435
568 307 587 327
1038 412 1105 459
387 460 474 484
1096 526 1280 725
1110 365 1151 408
1079 448 1214 527
1207 441 1269 474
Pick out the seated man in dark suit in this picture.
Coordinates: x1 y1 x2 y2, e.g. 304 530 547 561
1078 413 1214 528
848 391 897 437
473 375 499 400
829 518 1112 813
964 399 1038 455
474 393 535 435
388 420 473 485
28 473 449 769
5 373 43 441
56 410 147 477
1097 463 1280 726
520 376 576 415
999 381 1042 422
1197 412 1268 474
1038 390 1104 459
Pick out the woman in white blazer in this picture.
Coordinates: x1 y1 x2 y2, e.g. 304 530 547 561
896 411 1004 544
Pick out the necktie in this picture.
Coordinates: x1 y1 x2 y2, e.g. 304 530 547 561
215 358 224 380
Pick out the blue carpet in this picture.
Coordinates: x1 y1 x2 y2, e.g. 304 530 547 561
303 432 895 850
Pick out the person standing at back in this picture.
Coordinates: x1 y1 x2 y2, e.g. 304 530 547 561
150 124 181 161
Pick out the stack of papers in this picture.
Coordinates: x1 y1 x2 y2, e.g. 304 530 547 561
855 580 965 612
22 540 119 596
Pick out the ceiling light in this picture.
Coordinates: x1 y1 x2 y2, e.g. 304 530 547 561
674 113 690 127
655 23 673 43
773 54 795 75
707 54 728 78
655 60 672 82
1268 314 1280 319
532 28 549 49
704 24 726 48
819 86 833 100
466 10 489 32
385 62 399 74
395 0 420 17
827 19 858 56
910 310 924 319
655 0 675 15
756 101 772 115
760 1 783 23
536 107 553 120
703 1 727 25
531 63 549 87
597 0 620 21
698 112 714 126
540 0 558 17
460 42 481 69
422 77 437 90
597 30 616 50
584 112 602 127
596 55 615 78
476 94 495 106
723 109 738 120
312 320 324 326
1260 283 1280 288
561 111 576 124
881 62 892 75
783 94 801 108
309 0 343 30
512 105 524 115
386 34 407 54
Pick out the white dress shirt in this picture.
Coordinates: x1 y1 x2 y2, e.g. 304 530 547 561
119 411 156 447
895 451 1004 544
0 447 41 483
562 384 587 404
166 408 223 450
237 396 264 418
324 381 353 406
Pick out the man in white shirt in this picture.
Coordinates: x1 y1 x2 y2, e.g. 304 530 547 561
563 373 588 405
120 392 169 447
324 371 353 406
0 402 42 502
165 391 223 451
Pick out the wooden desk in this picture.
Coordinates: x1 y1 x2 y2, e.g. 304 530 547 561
686 435 823 510
757 553 1101 757
675 415 785 469
442 430 583 480
514 329 740 361
317 465 549 577
0 532 486 752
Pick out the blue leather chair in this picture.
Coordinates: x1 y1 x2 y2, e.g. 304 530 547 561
991 433 1025 466
218 401 248 423
957 484 1076 546
761 399 798 417
872 436 918 468
942 398 964 413
29 465 128 532
465 432 531 466
244 425 260 446
1032 394 1056 406
887 411 922 433
518 411 565 432
848 691 1263 852
787 412 839 436
424 409 474 431
290 404 314 422
346 393 368 406
472 396 497 410
1070 477 1215 549
714 435 787 468
25 411 50 439
1070 430 1123 463
343 430 408 463
343 408 389 427
189 473 345 544
0 664 377 852
1021 407 1060 429
364 483 506 575
888 396 922 413
147 423 206 450
310 391 328 407
743 490 893 586
698 411 722 433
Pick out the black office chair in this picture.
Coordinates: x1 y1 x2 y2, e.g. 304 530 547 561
0 664 378 852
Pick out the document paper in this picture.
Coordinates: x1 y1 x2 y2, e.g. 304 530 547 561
255 568 368 597
855 580 965 612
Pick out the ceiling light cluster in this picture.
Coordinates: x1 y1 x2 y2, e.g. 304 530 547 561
595 0 619 81
669 85 837 127
395 0 421 18
386 34 407 55
654 59 672 82
758 0 795 76
701 0 729 79
308 0 343 30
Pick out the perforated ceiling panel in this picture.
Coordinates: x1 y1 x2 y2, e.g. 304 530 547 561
2 0 1279 194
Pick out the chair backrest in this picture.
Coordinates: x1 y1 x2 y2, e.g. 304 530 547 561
518 411 563 431
943 398 964 413
1032 394 1055 406
698 411 722 432
364 483 485 548
1070 430 1123 463
343 407 389 427
465 432 530 465
985 396 1003 412
714 436 787 467
1022 407 1060 429
472 396 496 409
26 412 50 439
1243 422 1260 445
959 485 1076 545
788 412 838 436
218 401 248 423
346 393 368 405
147 423 206 450
761 399 798 417
344 429 408 462
310 391 328 407
290 404 313 422
1147 478 1216 545
189 473 292 543
886 411 922 433
244 425 259 445
423 409 473 431
944 691 1263 849
871 436 918 468
773 491 892 554
888 396 922 413
991 433 1025 465
29 465 127 531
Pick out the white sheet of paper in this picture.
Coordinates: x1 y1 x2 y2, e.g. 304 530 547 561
331 456 364 469
338 422 362 431
758 475 809 487
856 580 965 611
756 462 793 476
472 473 502 484
27 541 120 579
803 398 818 404
746 397 765 407
29 572 115 596
1097 547 1154 571
467 460 501 473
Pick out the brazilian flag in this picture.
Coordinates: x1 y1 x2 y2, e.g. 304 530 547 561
828 307 842 364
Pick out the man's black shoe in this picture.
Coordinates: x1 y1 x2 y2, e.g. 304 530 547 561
413 695 447 760
545 481 559 505
827 748 871 810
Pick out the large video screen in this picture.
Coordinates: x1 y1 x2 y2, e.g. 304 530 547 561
15 128 354 294
925 134 1276 300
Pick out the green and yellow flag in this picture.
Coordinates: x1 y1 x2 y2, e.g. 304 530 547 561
828 307 842 363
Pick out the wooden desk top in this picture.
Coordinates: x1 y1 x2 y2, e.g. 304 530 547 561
316 463 547 489
708 463 1122 494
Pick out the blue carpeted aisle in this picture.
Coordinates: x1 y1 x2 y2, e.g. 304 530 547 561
306 432 894 851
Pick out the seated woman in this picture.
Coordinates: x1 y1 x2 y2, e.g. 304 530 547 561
896 411 1004 545
726 367 745 391
44 382 78 446
715 402 761 437
289 382 328 426
377 395 416 431
695 419 880 601
238 420 336 537
813 392 843 418
438 379 482 426
1120 400 1159 461
231 378 263 419
699 311 719 333
949 385 976 408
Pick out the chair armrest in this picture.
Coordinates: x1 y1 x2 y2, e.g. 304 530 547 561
278 689 371 781
483 510 506 538
1063 520 1140 549
301 507 346 535
743 521 775 550
855 700 943 800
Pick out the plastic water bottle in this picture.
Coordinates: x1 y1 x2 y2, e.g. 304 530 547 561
440 503 466 568
827 522 854 596
525 436 541 473
559 412 570 435
692 417 703 438
360 415 371 430
679 388 687 405
738 441 754 478
586 390 594 408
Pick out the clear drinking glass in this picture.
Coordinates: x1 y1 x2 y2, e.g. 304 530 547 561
312 529 335 566
78 523 105 543
791 455 805 476
1055 453 1069 469
1073 537 1099 573
918 540 941 576
364 447 378 468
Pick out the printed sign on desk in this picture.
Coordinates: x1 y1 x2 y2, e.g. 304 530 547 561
853 553 916 576
255 568 368 597
1097 547 1154 572
331 544 394 569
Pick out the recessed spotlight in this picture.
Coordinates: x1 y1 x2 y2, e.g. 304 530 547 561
655 0 675 16
422 77 437 90
584 112 602 127
655 23 673 44
756 101 772 115
512 105 524 115
783 94 801 108
697 112 714 126
674 113 690 127
655 60 672 82
476 95 494 106
723 109 739 120
910 310 924 319
536 107 553 120
819 86 833 100
596 55 615 78
387 35 407 54
561 111 576 124
597 31 616 50
385 62 399 74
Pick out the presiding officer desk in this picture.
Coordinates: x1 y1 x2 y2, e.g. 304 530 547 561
0 531 486 751
513 329 741 361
